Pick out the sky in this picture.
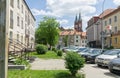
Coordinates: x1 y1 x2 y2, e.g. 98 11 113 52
25 0 120 31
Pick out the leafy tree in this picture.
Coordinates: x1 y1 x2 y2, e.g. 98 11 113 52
35 16 60 49
63 35 68 47
65 52 85 76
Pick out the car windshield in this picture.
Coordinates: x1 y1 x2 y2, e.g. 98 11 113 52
90 49 101 54
104 50 120 55
78 48 86 51
82 48 90 52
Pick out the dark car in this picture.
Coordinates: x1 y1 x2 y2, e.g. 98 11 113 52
108 53 120 74
87 49 103 63
79 48 102 62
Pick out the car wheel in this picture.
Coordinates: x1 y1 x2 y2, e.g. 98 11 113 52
97 64 101 67
109 68 114 73
109 66 114 73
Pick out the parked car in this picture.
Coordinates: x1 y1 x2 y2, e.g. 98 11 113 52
61 47 69 52
77 47 87 52
95 49 120 67
87 49 103 63
78 48 102 62
78 48 90 61
108 53 120 74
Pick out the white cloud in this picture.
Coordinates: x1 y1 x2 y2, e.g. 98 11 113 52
46 0 97 17
113 0 120 5
31 8 59 17
57 19 68 25
32 0 98 17
31 0 99 31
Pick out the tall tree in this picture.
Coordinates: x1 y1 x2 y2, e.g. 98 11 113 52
35 16 60 49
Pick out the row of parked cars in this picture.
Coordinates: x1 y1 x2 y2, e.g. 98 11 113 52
62 46 120 74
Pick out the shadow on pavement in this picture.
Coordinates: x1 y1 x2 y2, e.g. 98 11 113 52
91 65 108 69
104 72 120 78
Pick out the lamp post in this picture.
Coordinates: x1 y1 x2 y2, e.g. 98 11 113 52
101 0 106 50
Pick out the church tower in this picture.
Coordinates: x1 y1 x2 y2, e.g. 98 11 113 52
74 13 83 32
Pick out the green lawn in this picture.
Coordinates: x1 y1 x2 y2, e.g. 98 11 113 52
30 51 63 59
8 70 84 78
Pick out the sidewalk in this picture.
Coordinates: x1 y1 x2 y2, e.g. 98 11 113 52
30 58 66 70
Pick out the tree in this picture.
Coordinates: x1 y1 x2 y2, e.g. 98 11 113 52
65 52 85 76
63 35 68 47
35 16 60 49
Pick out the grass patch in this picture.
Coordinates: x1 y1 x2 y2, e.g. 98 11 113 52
30 51 62 59
8 70 85 78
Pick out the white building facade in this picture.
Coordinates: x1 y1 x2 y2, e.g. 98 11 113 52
9 0 35 49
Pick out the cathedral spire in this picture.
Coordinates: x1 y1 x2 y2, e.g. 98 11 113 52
79 12 82 21
75 15 77 22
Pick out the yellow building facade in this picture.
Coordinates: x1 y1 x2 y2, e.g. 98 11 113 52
103 7 120 48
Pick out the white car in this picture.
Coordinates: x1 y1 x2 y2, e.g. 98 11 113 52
95 49 120 67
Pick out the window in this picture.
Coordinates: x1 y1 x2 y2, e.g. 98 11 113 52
114 27 117 33
21 35 23 43
17 0 20 8
82 40 84 43
10 0 14 7
17 34 19 42
76 40 78 42
109 18 111 24
114 38 117 44
28 15 30 25
17 16 20 26
21 20 23 29
9 31 13 40
10 10 13 29
114 16 117 22
21 5 23 13
25 11 27 22
76 35 78 38
104 21 107 26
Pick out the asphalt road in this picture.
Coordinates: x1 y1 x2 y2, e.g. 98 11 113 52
81 63 120 78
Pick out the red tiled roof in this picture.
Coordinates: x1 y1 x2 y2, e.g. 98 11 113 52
60 30 86 37
82 32 86 37
99 9 115 18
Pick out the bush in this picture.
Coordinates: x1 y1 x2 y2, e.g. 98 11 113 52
14 58 29 66
52 47 57 52
35 44 48 54
57 50 63 56
65 52 85 76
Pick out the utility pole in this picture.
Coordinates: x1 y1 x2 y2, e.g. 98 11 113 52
0 0 9 78
101 0 106 50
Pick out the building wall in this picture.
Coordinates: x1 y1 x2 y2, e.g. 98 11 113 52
8 0 35 49
112 35 120 48
103 8 120 48
74 35 81 46
86 26 94 42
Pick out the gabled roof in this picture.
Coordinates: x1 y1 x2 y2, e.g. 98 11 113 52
99 9 115 18
60 30 86 37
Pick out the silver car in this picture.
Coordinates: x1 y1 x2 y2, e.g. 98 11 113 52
95 49 120 67
108 53 120 74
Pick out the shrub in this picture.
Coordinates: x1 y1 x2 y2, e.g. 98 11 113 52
35 44 48 54
14 58 29 66
65 52 85 76
52 47 57 52
57 50 63 56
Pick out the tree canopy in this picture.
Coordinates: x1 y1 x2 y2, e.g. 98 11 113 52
35 16 60 49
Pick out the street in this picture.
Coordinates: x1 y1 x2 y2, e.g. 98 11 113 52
82 63 120 78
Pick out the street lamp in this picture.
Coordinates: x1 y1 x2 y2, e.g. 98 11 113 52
101 0 106 50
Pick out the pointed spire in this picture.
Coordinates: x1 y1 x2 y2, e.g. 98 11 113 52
79 12 82 21
75 14 77 22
